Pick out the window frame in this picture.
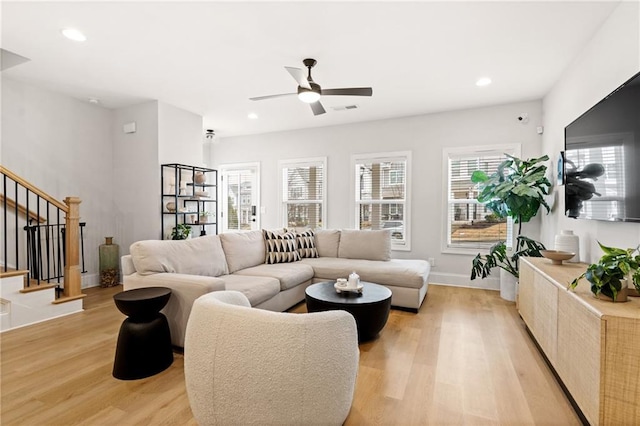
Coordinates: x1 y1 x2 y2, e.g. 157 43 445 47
278 157 327 230
351 151 412 251
219 162 261 233
441 144 521 255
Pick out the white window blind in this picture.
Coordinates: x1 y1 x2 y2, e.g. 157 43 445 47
444 146 518 252
353 151 411 250
280 158 326 229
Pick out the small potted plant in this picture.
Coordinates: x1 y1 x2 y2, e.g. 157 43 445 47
569 242 640 302
170 223 191 240
198 211 213 224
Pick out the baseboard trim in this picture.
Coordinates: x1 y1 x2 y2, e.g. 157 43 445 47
428 271 500 291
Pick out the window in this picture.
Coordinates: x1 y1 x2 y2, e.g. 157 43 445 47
442 145 520 254
353 151 411 251
279 157 326 230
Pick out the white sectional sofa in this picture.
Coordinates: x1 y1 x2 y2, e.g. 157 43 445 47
121 229 430 347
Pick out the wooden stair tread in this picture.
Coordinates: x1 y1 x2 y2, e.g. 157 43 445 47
0 269 30 279
20 283 58 293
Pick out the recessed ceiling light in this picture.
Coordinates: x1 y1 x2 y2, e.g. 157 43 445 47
476 77 492 87
88 98 100 104
61 28 87 42
248 113 258 120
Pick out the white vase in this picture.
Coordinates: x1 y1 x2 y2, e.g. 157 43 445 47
500 268 518 302
554 230 580 262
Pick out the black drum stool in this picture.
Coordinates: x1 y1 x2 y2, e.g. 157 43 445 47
112 287 173 380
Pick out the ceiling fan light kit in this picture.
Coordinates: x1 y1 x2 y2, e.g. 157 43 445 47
250 58 373 116
298 88 321 103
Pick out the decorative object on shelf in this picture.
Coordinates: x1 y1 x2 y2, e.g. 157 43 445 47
469 154 552 301
554 229 579 262
540 250 575 265
199 211 213 224
170 223 191 240
195 172 207 184
99 237 120 287
194 190 209 197
166 201 176 212
168 175 176 195
569 242 640 302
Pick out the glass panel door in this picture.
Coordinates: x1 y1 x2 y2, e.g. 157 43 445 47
220 164 260 232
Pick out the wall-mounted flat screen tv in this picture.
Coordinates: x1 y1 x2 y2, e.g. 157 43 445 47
564 70 640 222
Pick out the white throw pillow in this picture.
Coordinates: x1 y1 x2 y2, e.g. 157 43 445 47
314 229 341 257
219 230 266 273
338 229 391 261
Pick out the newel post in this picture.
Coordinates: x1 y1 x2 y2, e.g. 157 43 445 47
63 197 84 300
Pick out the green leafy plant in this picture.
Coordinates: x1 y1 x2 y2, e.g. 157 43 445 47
470 154 552 280
569 242 640 301
471 236 546 280
170 223 191 240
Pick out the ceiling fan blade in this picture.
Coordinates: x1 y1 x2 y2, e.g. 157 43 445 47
249 93 297 101
285 66 311 89
310 101 326 116
321 87 373 97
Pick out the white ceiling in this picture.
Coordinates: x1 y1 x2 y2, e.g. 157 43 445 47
1 1 620 137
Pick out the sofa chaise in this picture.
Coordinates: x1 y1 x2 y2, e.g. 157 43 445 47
121 229 430 346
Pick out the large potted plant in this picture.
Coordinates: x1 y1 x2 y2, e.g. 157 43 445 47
569 242 640 302
469 154 552 300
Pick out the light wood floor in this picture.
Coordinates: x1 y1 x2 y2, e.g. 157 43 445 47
0 284 580 425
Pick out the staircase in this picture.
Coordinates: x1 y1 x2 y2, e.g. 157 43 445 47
0 166 86 332
0 270 83 331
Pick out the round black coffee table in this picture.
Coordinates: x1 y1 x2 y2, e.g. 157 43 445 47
112 287 173 380
305 281 392 342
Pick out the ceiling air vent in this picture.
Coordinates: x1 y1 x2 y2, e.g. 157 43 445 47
331 105 359 111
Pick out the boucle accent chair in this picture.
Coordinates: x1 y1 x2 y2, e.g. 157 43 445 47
184 291 359 426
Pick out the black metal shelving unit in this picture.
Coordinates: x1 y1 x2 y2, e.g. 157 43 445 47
161 163 218 239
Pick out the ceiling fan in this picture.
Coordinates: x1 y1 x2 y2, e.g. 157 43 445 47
249 58 373 116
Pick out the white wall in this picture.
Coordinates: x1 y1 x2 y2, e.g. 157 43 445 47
1 77 115 287
211 99 544 289
113 101 206 252
541 1 640 263
158 101 203 165
112 101 160 254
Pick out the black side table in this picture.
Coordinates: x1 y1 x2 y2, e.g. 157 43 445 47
112 287 173 380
